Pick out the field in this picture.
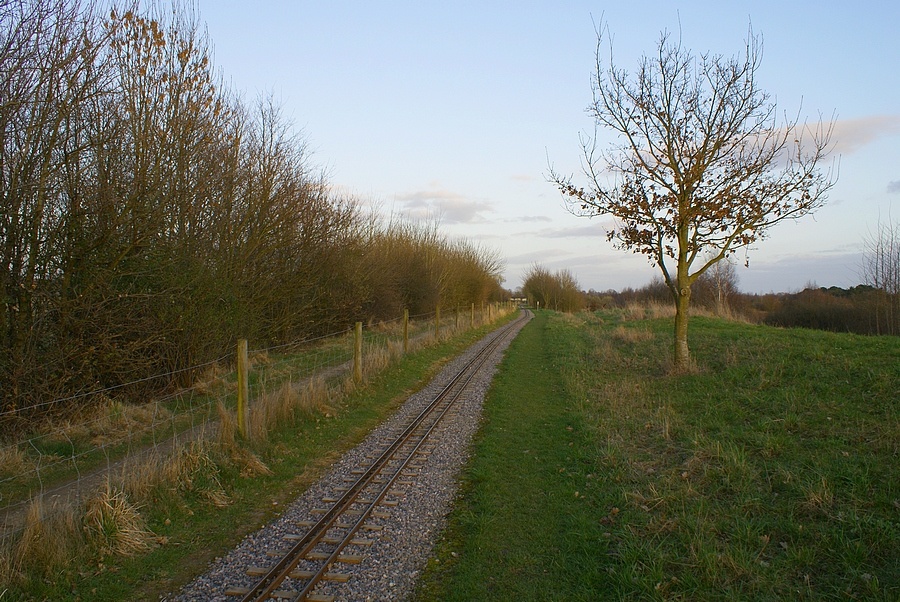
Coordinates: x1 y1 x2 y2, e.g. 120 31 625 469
416 309 899 601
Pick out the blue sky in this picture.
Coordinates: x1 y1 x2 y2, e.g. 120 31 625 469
200 1 900 294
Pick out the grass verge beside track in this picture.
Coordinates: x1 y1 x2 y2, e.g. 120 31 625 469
2 314 516 601
416 309 899 601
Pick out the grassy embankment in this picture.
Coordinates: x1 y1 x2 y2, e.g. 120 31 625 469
417 308 899 601
0 312 515 601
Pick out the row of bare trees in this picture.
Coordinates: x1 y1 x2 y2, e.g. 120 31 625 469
862 217 900 335
521 264 584 312
0 0 505 423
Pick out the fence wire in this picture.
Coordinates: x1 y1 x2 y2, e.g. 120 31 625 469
0 304 513 549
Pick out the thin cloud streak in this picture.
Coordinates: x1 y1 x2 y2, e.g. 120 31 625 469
395 188 493 224
532 222 612 238
505 215 553 223
828 115 900 155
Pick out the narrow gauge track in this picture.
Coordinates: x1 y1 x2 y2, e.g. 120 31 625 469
228 311 530 602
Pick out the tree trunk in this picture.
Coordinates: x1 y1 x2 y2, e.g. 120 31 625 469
673 288 691 371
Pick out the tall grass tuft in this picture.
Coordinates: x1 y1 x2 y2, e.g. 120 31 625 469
248 374 335 442
362 343 393 380
610 324 655 344
191 362 228 396
83 485 152 557
164 441 231 507
0 443 30 480
12 497 82 577
216 400 238 449
297 375 334 417
119 452 167 504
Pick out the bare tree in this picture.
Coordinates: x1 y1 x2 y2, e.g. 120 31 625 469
0 0 507 422
522 264 584 312
1 0 107 407
693 254 739 315
550 23 835 370
862 217 900 334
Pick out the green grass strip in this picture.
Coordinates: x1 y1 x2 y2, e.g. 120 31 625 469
416 310 610 600
417 310 900 601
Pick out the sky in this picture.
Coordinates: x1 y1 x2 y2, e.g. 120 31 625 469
198 1 900 294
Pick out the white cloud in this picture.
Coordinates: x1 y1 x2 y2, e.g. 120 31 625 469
506 215 553 223
533 221 612 239
394 188 492 224
506 248 571 265
828 115 900 155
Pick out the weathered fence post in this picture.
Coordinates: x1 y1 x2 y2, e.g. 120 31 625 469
471 302 475 328
403 308 409 354
236 339 249 438
455 305 460 330
354 321 363 382
434 305 441 340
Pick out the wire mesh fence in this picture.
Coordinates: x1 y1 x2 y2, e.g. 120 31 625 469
0 303 515 554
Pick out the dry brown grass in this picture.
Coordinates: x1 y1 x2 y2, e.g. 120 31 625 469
622 301 677 321
366 318 405 336
39 398 173 450
248 381 294 442
216 400 238 449
213 401 266 475
118 452 167 503
118 432 241 507
0 443 31 479
163 440 231 507
610 325 656 344
248 374 335 442
0 436 236 583
361 343 393 380
249 350 271 367
6 497 82 579
298 376 334 416
83 485 153 557
191 362 229 396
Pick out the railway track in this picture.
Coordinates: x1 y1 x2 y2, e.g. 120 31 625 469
224 310 530 602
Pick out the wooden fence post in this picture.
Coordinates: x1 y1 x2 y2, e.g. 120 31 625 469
236 339 249 439
455 305 460 330
471 302 475 328
403 308 409 354
434 305 441 339
354 321 363 382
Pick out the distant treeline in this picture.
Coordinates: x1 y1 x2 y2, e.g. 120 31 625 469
584 282 900 336
1 1 505 419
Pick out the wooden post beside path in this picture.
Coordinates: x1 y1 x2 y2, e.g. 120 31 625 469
236 339 249 439
403 309 409 354
353 322 363 382
434 305 441 340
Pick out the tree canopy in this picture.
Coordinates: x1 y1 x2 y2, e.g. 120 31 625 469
551 24 835 369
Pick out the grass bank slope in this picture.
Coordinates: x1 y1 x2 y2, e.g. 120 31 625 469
417 310 899 601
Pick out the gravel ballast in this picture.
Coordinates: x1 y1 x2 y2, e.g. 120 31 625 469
169 312 530 602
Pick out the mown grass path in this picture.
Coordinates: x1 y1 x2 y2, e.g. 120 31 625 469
417 309 899 601
416 310 610 600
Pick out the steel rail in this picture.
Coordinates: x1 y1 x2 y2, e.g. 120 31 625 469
237 312 527 602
